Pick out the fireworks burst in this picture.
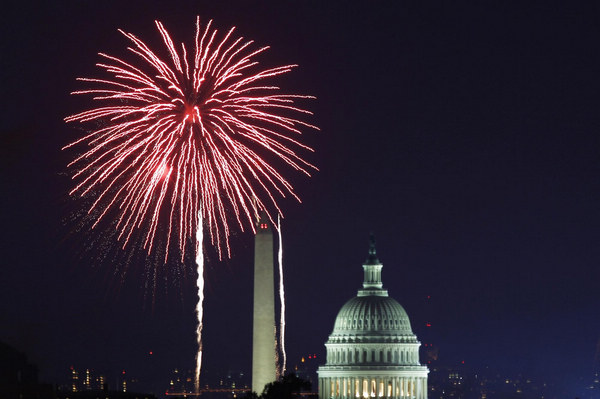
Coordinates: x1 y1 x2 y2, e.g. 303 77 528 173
65 17 316 391
65 16 316 261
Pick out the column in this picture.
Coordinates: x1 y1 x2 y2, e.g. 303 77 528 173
415 378 419 399
360 377 367 397
333 377 337 399
332 378 336 399
319 378 324 399
360 377 364 398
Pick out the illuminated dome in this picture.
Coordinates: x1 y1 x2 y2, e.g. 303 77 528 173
317 237 428 399
330 295 415 339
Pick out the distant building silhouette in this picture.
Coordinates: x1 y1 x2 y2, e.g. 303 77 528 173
0 341 53 399
292 354 319 390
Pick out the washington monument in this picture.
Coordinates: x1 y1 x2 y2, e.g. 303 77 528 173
252 212 277 393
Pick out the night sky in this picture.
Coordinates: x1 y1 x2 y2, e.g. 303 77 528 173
1 1 600 397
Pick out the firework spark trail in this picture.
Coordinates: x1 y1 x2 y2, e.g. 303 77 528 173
277 215 287 376
194 211 205 392
65 17 316 388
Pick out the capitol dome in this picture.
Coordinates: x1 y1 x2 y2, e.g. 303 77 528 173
317 237 428 399
331 295 414 338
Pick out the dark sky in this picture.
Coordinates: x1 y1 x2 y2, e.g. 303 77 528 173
1 1 600 397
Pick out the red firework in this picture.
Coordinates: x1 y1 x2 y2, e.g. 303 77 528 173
65 17 316 260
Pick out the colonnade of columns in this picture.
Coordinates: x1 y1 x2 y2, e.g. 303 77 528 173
318 376 427 399
328 347 419 365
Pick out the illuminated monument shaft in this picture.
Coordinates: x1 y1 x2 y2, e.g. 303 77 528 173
252 214 277 393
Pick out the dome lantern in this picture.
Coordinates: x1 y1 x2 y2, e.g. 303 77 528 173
359 234 387 297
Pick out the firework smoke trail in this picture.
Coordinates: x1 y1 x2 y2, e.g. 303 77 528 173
65 17 316 387
277 215 287 376
195 211 204 392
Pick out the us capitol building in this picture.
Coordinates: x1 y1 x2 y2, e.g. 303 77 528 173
317 238 429 399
